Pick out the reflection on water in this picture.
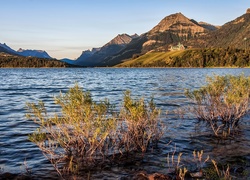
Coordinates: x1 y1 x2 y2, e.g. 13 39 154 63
0 68 249 178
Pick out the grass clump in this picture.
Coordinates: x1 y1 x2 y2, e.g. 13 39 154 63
166 149 233 180
26 84 163 177
185 74 250 138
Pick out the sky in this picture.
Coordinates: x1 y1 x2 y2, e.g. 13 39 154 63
1 0 250 59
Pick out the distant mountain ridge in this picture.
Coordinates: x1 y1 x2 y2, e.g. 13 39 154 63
0 43 53 59
17 48 52 59
0 43 20 55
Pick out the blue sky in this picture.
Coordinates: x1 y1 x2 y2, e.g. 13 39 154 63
1 0 249 59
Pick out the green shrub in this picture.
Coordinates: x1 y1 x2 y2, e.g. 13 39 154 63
185 74 250 138
26 84 163 177
119 91 163 153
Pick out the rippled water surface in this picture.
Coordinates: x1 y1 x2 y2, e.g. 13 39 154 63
0 68 250 179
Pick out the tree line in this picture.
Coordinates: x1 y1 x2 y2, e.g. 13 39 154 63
0 55 73 68
169 47 250 68
125 47 250 68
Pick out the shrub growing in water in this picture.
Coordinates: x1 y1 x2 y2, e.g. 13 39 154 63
26 84 163 177
185 74 250 138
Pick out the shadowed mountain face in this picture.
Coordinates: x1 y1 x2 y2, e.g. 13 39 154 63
0 43 53 59
0 43 20 56
17 48 52 59
197 21 219 31
74 33 138 66
200 13 250 48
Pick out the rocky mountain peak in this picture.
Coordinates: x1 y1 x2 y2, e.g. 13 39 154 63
0 43 19 55
142 12 211 52
17 48 24 52
104 33 133 47
131 33 139 39
149 12 203 33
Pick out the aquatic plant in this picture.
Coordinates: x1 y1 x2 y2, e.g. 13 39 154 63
26 84 163 177
185 74 250 138
166 149 233 180
211 160 231 180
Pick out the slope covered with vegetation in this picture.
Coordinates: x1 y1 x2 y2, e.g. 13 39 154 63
116 48 250 68
0 53 73 68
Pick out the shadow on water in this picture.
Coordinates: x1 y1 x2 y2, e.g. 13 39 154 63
0 68 250 179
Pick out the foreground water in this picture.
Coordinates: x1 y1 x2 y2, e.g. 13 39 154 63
0 68 249 179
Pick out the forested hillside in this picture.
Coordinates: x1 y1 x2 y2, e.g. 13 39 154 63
0 53 72 68
117 48 250 68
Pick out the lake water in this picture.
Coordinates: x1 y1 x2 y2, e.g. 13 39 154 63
0 68 250 179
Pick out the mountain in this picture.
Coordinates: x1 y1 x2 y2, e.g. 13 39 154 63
74 33 137 66
72 48 100 66
60 58 76 65
0 43 53 59
114 9 250 68
104 33 138 46
17 48 52 59
3 9 249 67
186 9 250 49
142 12 213 52
100 13 216 66
0 43 20 55
102 10 250 67
197 21 219 31
149 13 208 34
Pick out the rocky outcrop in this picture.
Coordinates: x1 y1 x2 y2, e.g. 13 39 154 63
247 8 250 14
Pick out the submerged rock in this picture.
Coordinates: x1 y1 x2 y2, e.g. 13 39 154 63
0 172 32 180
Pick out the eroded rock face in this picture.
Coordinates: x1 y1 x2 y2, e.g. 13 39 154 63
149 13 207 36
247 8 250 14
104 34 136 47
141 13 213 52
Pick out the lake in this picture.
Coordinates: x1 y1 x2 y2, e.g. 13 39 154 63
0 68 250 179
